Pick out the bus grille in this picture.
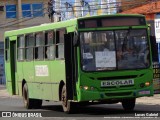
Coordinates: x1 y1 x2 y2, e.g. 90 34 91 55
105 92 132 97
97 75 138 80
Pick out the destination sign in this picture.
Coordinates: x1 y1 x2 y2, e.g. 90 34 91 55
78 16 146 28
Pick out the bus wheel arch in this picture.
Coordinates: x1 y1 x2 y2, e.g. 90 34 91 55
22 79 26 96
59 80 65 101
61 85 70 113
22 83 34 109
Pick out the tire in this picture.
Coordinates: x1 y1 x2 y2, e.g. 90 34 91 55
22 83 34 109
61 85 75 113
122 98 136 111
33 99 42 109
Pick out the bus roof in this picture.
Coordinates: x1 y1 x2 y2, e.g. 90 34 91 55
78 14 145 20
5 18 77 37
5 14 145 37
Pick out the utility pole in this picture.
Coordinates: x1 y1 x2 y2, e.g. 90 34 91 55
64 2 74 20
17 0 22 28
80 0 90 17
48 0 54 22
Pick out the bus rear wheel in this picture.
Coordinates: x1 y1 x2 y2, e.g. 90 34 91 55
23 84 34 109
122 98 136 111
61 85 75 113
33 99 42 109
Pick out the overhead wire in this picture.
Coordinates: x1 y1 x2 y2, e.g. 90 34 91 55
0 0 158 28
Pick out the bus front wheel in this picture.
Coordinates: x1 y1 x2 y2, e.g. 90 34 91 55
122 98 136 111
61 85 75 113
23 83 34 109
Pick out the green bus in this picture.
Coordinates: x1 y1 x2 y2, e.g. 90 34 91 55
5 14 153 113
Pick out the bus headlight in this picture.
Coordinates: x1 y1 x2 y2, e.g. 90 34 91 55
145 82 150 87
84 86 89 90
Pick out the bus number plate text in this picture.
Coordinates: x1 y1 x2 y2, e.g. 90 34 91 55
101 79 134 87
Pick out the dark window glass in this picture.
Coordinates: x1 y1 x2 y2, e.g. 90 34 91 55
35 32 44 60
17 36 25 61
80 29 150 71
56 29 65 59
5 38 9 61
25 34 34 60
45 31 55 60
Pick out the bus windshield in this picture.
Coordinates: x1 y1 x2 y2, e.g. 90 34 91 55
80 29 150 71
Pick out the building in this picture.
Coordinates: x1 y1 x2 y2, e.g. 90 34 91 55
120 0 160 62
120 1 160 41
0 0 51 84
0 42 5 84
0 0 51 42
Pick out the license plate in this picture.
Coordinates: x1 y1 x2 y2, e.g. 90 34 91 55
101 79 134 87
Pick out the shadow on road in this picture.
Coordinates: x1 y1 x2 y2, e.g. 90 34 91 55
40 103 160 117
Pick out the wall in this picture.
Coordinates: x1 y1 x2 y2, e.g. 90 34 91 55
0 0 51 84
0 0 50 42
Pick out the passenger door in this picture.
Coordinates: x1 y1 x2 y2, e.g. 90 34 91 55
64 32 77 100
9 36 18 95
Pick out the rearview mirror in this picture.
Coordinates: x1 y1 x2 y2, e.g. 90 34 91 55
73 31 79 46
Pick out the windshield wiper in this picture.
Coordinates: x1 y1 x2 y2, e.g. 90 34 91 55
122 27 132 52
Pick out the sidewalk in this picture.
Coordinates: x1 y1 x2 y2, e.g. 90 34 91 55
136 95 160 105
0 85 10 98
0 85 160 105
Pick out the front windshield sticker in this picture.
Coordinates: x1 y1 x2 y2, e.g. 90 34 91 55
83 53 93 59
95 51 116 68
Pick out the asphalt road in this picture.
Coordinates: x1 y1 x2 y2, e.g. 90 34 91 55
0 95 160 119
0 85 160 120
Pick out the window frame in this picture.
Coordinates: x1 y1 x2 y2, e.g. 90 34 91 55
32 3 44 17
5 37 9 62
44 30 55 60
17 35 26 61
25 34 35 61
6 4 17 18
35 32 45 60
55 29 66 60
22 4 32 18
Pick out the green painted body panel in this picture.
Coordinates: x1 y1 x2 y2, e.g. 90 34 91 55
16 60 66 101
5 62 12 94
50 60 66 101
77 69 153 101
17 62 24 96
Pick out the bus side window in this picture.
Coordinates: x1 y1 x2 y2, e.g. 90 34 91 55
25 34 34 61
56 29 65 59
35 32 44 60
17 36 25 61
45 31 55 60
5 37 9 61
